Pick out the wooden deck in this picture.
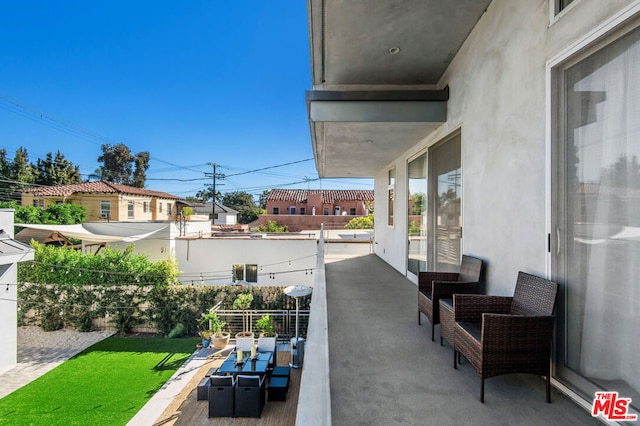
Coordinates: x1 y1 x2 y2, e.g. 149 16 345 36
153 350 299 426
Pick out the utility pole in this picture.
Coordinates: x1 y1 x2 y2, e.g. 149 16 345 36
206 163 225 218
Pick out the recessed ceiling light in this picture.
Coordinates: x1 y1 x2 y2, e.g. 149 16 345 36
388 47 401 55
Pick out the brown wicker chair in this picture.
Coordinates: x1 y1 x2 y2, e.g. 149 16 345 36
453 271 558 403
418 255 483 342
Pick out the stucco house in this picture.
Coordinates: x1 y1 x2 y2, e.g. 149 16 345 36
177 201 239 225
259 189 373 231
305 0 640 415
21 181 181 222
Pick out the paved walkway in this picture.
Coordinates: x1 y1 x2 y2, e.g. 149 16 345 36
326 254 599 426
0 326 114 399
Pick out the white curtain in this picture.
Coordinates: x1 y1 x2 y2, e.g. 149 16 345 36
566 27 640 393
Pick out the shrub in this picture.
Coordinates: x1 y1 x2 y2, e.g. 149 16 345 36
344 214 374 229
255 220 288 232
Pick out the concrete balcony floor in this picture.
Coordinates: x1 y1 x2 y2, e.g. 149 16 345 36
326 254 599 425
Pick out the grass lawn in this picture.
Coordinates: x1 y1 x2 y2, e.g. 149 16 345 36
0 336 197 426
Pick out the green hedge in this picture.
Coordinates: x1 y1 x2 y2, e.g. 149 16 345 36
18 283 311 336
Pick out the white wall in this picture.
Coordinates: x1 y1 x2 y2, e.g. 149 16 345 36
0 209 34 375
214 213 237 225
175 237 317 287
374 0 637 295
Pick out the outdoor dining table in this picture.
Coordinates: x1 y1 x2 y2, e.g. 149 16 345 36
216 351 272 376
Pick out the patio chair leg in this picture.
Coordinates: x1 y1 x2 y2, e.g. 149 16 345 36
440 335 443 346
431 324 435 342
453 350 458 369
480 378 485 403
418 312 421 325
546 374 551 403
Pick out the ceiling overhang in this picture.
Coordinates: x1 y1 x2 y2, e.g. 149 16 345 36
307 89 448 177
306 0 492 178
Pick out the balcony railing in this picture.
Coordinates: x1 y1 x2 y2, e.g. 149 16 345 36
296 225 331 425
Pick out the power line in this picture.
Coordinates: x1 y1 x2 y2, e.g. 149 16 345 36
223 158 314 178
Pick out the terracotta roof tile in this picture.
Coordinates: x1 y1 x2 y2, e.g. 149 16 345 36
267 189 374 204
22 181 181 200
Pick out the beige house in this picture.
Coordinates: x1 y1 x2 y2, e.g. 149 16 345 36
21 181 181 222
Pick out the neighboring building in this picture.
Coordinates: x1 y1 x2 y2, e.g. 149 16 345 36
21 181 181 222
178 201 239 226
0 209 34 374
306 0 640 415
259 189 373 231
174 233 317 287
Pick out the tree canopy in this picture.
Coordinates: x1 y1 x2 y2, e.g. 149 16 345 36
221 191 259 224
36 151 81 186
98 143 150 188
0 148 81 202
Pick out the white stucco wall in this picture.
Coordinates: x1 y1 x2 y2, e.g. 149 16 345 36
0 209 34 375
374 0 638 295
175 237 317 287
214 213 236 225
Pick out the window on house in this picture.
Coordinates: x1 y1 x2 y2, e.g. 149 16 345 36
289 207 296 215
556 0 575 14
100 200 111 219
246 265 258 283
159 203 163 213
32 199 44 208
143 202 148 213
388 168 395 226
300 207 306 215
334 206 340 215
127 201 134 219
167 203 172 214
273 207 279 215
323 207 329 215
350 207 356 215
232 264 244 282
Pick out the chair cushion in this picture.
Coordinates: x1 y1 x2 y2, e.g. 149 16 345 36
210 375 233 386
457 321 482 342
440 298 453 309
269 376 288 389
272 366 290 377
237 375 261 387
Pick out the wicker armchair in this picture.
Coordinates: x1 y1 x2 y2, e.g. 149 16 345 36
418 255 483 342
453 271 558 403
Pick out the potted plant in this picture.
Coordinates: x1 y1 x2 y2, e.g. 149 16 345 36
255 314 278 365
256 314 278 351
198 329 213 348
232 293 255 351
199 310 231 350
255 314 276 338
208 312 231 350
232 293 255 339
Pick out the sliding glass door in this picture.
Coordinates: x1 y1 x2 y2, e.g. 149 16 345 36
553 24 640 408
429 134 462 271
408 153 427 275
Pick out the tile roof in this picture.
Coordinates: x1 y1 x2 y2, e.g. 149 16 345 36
22 181 181 200
267 189 374 204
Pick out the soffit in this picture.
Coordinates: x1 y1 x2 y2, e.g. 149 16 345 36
306 0 492 178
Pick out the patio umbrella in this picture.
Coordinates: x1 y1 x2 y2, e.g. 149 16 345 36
283 285 312 341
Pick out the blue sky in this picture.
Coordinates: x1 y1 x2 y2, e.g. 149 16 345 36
0 1 372 199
